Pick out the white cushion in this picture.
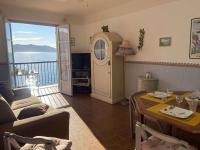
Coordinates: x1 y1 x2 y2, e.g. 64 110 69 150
141 136 197 150
20 136 72 150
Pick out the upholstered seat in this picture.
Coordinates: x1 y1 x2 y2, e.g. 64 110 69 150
4 132 72 150
20 136 72 150
11 96 41 110
141 136 196 150
135 122 197 150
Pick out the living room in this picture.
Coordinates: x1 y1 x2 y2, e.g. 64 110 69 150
0 0 200 149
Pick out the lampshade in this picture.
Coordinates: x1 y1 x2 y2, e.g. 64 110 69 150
115 40 135 56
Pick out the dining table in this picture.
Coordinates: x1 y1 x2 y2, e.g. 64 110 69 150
134 91 200 147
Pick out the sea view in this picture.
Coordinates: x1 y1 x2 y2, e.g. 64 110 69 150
14 51 57 63
10 22 57 87
14 50 58 87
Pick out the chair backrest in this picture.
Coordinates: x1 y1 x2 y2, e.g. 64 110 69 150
135 121 191 150
129 91 145 120
129 91 146 138
3 132 57 150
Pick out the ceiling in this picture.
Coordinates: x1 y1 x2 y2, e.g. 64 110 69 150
0 0 178 18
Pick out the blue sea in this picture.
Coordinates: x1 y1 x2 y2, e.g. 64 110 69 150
14 52 57 63
14 52 58 87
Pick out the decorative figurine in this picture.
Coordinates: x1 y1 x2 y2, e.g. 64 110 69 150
101 25 109 32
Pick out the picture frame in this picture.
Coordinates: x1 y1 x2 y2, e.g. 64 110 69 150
189 18 200 59
159 37 171 47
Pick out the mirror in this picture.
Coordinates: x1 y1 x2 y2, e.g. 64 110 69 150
94 40 107 60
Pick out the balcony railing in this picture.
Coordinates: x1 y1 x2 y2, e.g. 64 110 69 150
14 61 58 88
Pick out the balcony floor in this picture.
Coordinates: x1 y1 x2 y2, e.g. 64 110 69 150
32 84 69 109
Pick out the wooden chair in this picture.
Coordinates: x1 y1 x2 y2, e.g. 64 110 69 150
135 121 197 150
3 132 72 150
129 91 168 138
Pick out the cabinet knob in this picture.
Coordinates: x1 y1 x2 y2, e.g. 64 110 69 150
108 60 111 66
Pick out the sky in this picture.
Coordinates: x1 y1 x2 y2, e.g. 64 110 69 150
11 22 56 48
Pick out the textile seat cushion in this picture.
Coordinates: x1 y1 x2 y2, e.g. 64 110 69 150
0 82 15 104
0 96 17 124
20 136 72 150
142 136 197 150
17 103 49 120
11 96 41 110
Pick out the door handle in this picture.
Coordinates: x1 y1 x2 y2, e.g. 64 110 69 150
108 60 111 66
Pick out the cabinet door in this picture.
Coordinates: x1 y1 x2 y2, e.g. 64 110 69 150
92 38 111 97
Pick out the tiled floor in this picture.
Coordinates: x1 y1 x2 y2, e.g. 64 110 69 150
34 86 134 150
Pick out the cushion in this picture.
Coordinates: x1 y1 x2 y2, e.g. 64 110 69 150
0 82 15 104
11 96 42 110
17 103 49 120
142 136 197 150
20 136 72 150
0 96 17 124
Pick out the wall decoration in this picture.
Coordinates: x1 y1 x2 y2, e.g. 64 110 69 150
159 37 171 47
137 28 145 50
190 18 200 59
101 25 109 32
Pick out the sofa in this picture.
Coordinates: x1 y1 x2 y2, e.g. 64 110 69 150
0 87 70 149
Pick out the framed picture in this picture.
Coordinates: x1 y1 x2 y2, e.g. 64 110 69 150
159 37 171 47
189 18 200 59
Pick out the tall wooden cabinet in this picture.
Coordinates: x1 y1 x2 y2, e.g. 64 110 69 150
90 32 124 104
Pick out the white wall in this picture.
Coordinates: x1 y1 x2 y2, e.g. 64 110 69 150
80 0 200 64
70 24 88 53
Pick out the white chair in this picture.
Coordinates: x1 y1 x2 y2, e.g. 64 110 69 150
135 121 197 150
4 132 72 150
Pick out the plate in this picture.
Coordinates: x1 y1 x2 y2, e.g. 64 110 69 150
147 91 171 99
160 105 193 119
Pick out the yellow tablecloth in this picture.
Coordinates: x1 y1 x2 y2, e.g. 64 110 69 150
147 103 200 126
140 94 176 103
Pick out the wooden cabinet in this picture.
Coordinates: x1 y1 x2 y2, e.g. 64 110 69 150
90 32 124 104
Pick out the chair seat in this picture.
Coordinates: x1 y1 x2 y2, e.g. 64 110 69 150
20 136 72 150
141 136 197 150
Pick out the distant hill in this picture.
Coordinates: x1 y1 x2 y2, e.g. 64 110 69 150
13 44 56 52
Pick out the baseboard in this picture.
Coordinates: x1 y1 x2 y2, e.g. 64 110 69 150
91 93 125 104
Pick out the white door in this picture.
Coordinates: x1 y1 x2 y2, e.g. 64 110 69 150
92 38 111 97
5 20 16 88
56 25 72 96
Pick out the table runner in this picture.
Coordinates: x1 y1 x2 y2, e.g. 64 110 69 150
140 92 192 104
140 95 176 103
147 103 200 126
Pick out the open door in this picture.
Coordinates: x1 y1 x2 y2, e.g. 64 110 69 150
5 20 16 88
56 25 72 96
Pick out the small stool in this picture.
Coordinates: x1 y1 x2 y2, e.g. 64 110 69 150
4 132 72 150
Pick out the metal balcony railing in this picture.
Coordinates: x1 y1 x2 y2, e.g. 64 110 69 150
14 61 58 88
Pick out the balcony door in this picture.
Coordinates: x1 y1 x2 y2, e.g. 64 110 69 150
57 25 72 96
